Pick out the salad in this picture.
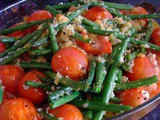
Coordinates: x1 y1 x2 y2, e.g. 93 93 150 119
0 0 160 120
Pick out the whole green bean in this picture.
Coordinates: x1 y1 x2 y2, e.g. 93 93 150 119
93 61 106 93
82 18 100 28
84 25 114 35
0 84 3 104
104 2 134 10
110 97 121 103
20 62 52 69
49 24 59 54
49 91 80 109
115 75 158 91
127 13 160 20
116 69 122 83
0 19 52 35
71 100 131 112
86 59 96 86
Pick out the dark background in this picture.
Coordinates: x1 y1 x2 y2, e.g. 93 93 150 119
0 0 160 119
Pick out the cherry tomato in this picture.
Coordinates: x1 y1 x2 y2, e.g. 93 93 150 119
76 35 112 55
0 98 41 120
18 71 46 104
0 65 24 94
120 87 149 107
126 55 156 81
48 104 83 120
27 10 53 22
151 28 160 46
51 47 88 80
147 49 160 67
0 42 6 53
85 6 113 21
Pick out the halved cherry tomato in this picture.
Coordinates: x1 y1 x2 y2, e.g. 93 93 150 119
76 35 112 55
0 65 24 94
85 6 113 21
18 71 46 104
147 49 160 67
51 47 88 80
151 28 160 46
126 55 156 81
120 87 149 107
0 42 6 53
48 104 83 120
27 10 53 22
0 98 41 120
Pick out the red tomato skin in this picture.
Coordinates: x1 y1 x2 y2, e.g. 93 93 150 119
0 65 24 94
85 6 113 21
126 55 156 81
27 10 53 22
0 42 6 53
120 87 149 107
18 71 46 104
51 47 88 80
76 36 112 55
0 98 41 120
151 28 160 46
49 104 83 120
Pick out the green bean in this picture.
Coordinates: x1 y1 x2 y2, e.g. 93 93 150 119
82 18 100 28
0 37 16 44
115 75 158 91
85 110 93 120
71 100 131 112
0 84 3 104
52 2 79 9
20 62 52 69
49 24 59 54
103 2 134 10
32 36 49 47
0 47 30 65
43 71 90 91
83 25 114 35
114 32 160 51
93 38 130 120
0 19 52 35
55 2 92 31
145 20 153 42
46 5 60 16
25 81 52 91
73 31 90 43
86 59 96 86
93 61 106 93
125 51 137 61
30 47 52 56
41 112 58 120
0 31 37 58
127 13 160 20
0 26 47 65
49 91 80 109
49 87 73 101
110 97 121 103
38 75 54 83
116 69 122 83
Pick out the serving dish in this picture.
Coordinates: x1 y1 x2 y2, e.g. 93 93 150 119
0 0 160 120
